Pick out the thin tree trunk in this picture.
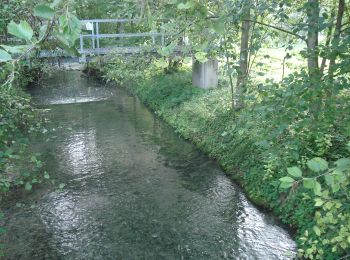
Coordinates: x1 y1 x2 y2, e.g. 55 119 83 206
223 35 235 110
328 0 345 79
306 0 320 78
320 23 333 75
235 0 251 110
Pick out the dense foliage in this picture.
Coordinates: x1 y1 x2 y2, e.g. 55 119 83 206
0 61 47 255
0 62 47 194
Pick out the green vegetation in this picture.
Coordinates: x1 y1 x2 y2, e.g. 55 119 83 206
0 0 81 193
0 61 46 256
0 62 46 194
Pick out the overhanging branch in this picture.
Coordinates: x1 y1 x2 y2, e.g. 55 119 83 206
245 19 306 42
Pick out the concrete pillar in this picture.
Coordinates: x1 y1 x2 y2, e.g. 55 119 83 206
192 59 218 89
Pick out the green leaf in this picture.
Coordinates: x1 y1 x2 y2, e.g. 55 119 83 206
287 166 302 178
307 157 328 172
25 182 32 191
325 175 334 187
59 14 68 27
67 14 81 32
303 178 315 189
313 181 322 196
279 176 295 183
279 176 294 189
280 181 293 189
332 183 340 193
54 32 70 46
34 4 55 19
0 50 12 62
194 51 208 63
7 21 33 41
58 183 65 189
313 225 321 236
333 168 346 180
314 198 324 207
44 172 50 179
334 158 350 170
39 24 48 41
55 33 80 56
1 45 30 54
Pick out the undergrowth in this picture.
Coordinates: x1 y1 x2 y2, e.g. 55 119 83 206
0 61 49 255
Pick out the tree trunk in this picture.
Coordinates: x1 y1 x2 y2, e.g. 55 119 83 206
235 0 251 110
306 0 320 78
320 23 333 75
328 0 345 79
223 35 235 110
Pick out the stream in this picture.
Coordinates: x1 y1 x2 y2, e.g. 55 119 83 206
3 70 296 259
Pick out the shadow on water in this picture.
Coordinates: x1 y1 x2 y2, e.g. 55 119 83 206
2 71 296 259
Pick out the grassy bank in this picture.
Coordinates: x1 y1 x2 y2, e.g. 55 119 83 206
88 55 350 258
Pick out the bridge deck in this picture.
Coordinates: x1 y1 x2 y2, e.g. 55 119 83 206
39 46 152 58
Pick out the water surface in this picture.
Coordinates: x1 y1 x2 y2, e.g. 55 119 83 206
3 71 296 259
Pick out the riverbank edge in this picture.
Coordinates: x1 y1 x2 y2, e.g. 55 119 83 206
0 63 46 197
0 62 48 256
85 66 304 241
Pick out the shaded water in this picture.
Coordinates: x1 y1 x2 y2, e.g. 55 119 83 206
3 71 296 259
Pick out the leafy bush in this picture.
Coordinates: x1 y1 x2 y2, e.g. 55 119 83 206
0 62 47 197
0 61 48 256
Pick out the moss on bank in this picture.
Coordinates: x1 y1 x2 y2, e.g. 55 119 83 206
88 57 350 258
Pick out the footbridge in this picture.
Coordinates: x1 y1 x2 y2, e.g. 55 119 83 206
39 18 167 61
40 18 218 89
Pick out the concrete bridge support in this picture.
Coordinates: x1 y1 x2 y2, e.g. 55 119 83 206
192 59 218 89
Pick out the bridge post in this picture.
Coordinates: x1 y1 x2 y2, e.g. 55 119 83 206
80 34 83 53
96 22 100 55
192 58 218 89
92 22 95 49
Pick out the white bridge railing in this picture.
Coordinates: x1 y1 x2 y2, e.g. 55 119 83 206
79 19 165 57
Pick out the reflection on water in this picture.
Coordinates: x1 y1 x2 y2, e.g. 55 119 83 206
3 71 296 259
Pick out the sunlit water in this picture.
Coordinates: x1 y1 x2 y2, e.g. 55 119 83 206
2 71 296 259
